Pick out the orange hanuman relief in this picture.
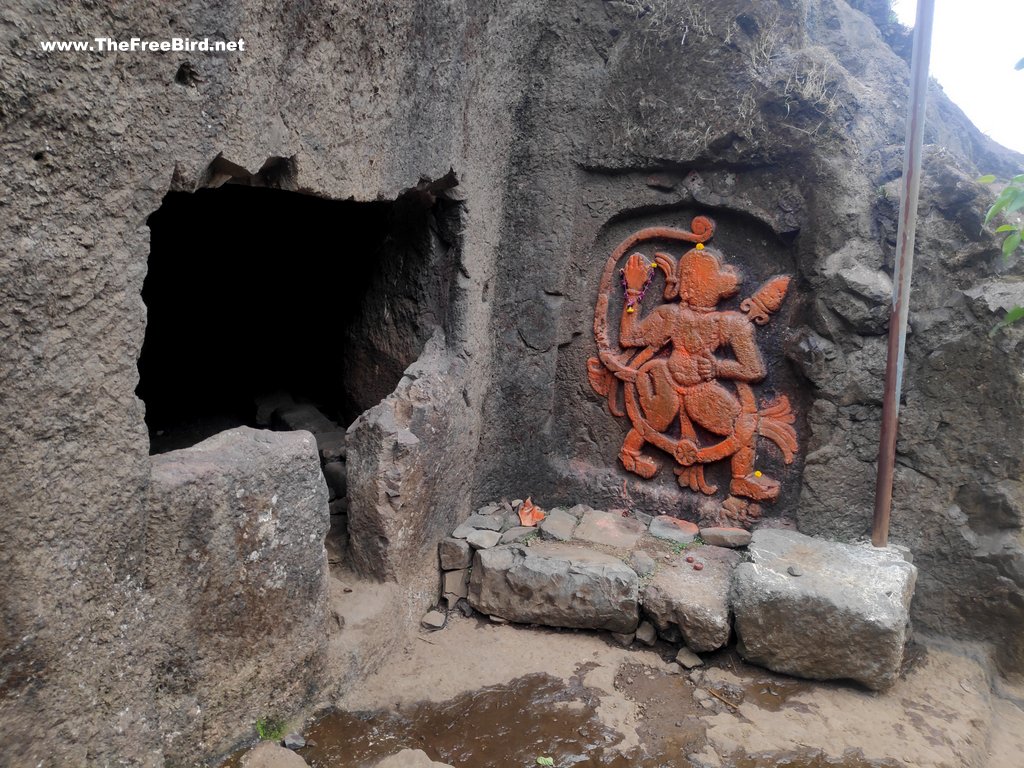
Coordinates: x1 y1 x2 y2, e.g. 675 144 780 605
588 216 797 526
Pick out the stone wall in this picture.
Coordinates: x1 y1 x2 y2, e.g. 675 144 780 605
2 0 1024 765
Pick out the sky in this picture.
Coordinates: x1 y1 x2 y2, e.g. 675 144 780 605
890 0 1024 154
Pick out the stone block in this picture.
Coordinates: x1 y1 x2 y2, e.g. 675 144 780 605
468 543 639 633
443 569 470 599
731 529 917 691
573 509 645 550
439 537 472 570
147 428 329 758
641 546 740 652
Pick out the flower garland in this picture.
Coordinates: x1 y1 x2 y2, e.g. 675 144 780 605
621 261 657 314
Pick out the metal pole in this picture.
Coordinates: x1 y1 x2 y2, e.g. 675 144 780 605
872 0 936 548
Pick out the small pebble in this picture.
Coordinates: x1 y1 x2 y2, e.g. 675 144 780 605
626 677 634 684
685 556 695 563
283 733 306 750
787 564 803 577
693 562 704 571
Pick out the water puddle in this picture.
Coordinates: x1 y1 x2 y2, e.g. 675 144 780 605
297 673 631 767
222 648 902 768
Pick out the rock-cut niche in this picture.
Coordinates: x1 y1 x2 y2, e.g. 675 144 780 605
138 178 460 557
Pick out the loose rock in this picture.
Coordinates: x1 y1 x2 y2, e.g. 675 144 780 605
466 529 502 549
628 550 656 577
465 513 504 531
438 538 472 570
636 621 657 646
283 733 306 750
699 526 752 548
650 516 700 545
240 742 309 768
611 631 635 647
675 647 704 669
421 610 447 630
499 526 535 544
539 508 578 541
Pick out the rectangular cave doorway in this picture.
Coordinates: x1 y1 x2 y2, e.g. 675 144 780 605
138 179 461 564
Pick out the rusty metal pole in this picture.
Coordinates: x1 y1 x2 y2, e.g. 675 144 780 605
872 0 936 548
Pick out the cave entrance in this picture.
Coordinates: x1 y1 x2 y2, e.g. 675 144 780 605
138 177 460 558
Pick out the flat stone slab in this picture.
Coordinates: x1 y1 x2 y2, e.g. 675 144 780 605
539 508 577 541
650 515 699 544
468 543 639 633
700 526 752 548
642 545 740 652
499 526 535 544
465 513 504 531
466 529 502 549
731 529 917 691
573 509 645 549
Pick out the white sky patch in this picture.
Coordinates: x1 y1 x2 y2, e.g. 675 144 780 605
890 0 1024 154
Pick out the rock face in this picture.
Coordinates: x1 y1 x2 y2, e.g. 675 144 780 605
145 428 330 761
468 544 639 633
731 529 917 691
2 0 1023 764
642 546 741 652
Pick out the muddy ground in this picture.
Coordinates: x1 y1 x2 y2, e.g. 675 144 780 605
283 611 1024 768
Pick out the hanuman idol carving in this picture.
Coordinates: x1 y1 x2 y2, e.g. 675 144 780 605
588 216 797 528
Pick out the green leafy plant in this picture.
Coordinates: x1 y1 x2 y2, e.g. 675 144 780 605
979 173 1024 333
255 717 287 742
536 758 555 767
978 173 1024 258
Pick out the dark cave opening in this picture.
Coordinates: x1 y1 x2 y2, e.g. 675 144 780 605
138 183 456 454
139 180 460 560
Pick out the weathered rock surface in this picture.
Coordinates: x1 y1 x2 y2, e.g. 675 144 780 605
731 529 917 691
573 509 645 549
146 428 329 762
468 543 639 632
4 0 1024 764
641 546 740 652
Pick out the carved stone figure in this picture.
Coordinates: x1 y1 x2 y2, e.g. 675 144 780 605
588 216 797 527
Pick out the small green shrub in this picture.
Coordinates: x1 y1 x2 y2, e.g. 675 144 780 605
255 717 286 742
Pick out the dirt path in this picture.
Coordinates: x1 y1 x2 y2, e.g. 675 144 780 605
328 613 1024 767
